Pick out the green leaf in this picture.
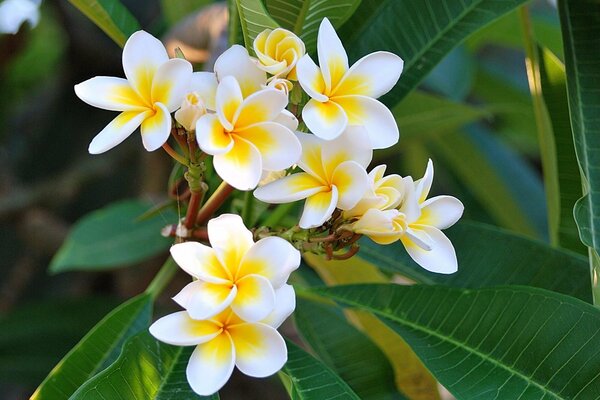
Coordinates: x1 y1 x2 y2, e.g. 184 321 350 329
295 297 406 400
282 339 360 400
67 0 140 47
338 0 530 107
32 294 153 400
558 0 600 303
358 221 591 302
265 0 361 52
161 0 214 25
50 200 176 273
70 331 216 399
235 0 279 52
315 284 600 399
0 298 118 386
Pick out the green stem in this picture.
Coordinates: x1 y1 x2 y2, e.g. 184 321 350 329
145 257 178 300
263 202 296 227
241 191 254 225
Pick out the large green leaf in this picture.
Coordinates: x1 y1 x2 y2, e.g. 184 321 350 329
338 0 530 107
559 0 600 303
282 339 360 400
50 200 176 273
68 0 140 47
315 284 600 399
358 221 591 302
70 332 216 399
32 294 153 400
235 0 280 52
0 298 117 386
295 297 405 400
265 0 361 52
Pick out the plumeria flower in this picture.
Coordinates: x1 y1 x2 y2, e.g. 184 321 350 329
170 214 300 322
353 160 464 273
195 75 301 190
254 28 305 80
254 127 371 229
343 164 403 219
0 0 40 34
150 284 295 396
74 31 193 154
296 18 403 149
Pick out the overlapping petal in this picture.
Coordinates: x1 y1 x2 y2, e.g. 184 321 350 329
261 284 296 328
296 55 328 102
233 88 288 130
401 225 458 274
414 159 434 203
333 51 403 98
295 132 327 180
74 77 147 112
122 31 169 101
213 137 263 190
419 196 464 230
215 76 243 131
140 102 171 151
299 186 339 228
237 237 300 287
149 311 221 346
228 323 287 377
187 333 236 396
317 18 348 93
353 208 404 245
254 173 327 204
231 274 276 322
237 122 300 171
196 114 234 155
208 214 254 271
214 45 266 97
88 110 151 154
321 126 372 175
174 280 237 320
302 99 348 140
151 58 193 111
190 71 218 110
331 161 369 210
169 241 230 283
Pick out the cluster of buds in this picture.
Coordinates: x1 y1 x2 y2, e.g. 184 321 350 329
74 17 463 396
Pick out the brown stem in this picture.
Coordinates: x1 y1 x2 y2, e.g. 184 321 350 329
309 233 337 243
195 181 235 225
171 126 189 155
191 228 209 241
162 143 188 165
184 191 201 230
332 244 360 260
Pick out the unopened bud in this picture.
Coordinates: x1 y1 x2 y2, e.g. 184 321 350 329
175 92 207 132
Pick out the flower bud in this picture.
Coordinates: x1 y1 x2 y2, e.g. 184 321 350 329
175 92 207 132
253 28 305 80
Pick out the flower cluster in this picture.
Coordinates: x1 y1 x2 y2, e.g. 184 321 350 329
74 16 463 396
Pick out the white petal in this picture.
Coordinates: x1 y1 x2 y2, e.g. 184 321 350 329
151 58 193 112
273 109 299 131
88 110 150 154
296 55 328 102
122 31 169 101
399 176 421 223
174 280 237 320
299 186 338 229
261 284 296 328
402 225 458 274
331 161 369 210
353 208 403 245
231 274 276 322
233 88 288 130
333 51 403 98
74 77 146 112
0 0 39 34
190 72 218 110
254 173 327 204
332 95 399 149
238 237 301 288
295 132 327 180
420 195 464 229
216 75 243 131
321 125 373 175
302 99 348 141
196 114 234 155
317 18 348 94
214 45 266 97
149 311 221 346
236 122 301 171
187 333 236 396
414 159 434 203
229 323 287 377
213 137 263 190
140 102 171 151
170 241 231 283
208 214 254 272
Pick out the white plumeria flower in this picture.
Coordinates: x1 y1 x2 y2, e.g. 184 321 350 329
254 127 371 229
170 214 300 322
74 31 193 153
354 160 464 274
343 164 403 219
296 18 403 149
195 75 301 190
0 0 40 34
253 28 305 80
150 284 295 396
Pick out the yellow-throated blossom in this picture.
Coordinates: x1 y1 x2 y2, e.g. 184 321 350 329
296 18 403 149
254 127 371 229
254 28 305 80
353 160 464 273
195 75 301 190
149 284 295 396
170 214 300 322
74 31 193 154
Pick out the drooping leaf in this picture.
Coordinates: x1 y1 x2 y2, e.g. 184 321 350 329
358 220 591 302
0 297 117 386
315 284 600 399
70 331 217 399
338 0 531 107
235 0 279 52
67 0 140 47
282 339 360 400
558 0 600 302
265 0 361 52
32 294 153 400
50 200 176 273
295 297 406 400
